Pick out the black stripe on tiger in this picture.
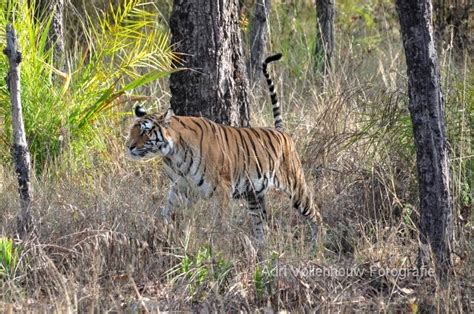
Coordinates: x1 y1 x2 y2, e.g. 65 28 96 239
262 53 283 131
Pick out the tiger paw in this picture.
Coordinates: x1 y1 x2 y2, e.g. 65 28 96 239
160 207 173 224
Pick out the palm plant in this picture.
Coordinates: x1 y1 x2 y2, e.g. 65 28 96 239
0 0 177 171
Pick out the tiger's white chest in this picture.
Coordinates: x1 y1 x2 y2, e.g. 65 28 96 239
162 159 214 197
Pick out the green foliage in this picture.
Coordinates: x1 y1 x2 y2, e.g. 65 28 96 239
254 251 278 299
338 0 377 31
0 238 18 278
174 246 232 295
460 182 471 209
268 2 316 77
254 264 265 297
337 0 395 34
0 0 176 171
403 204 414 226
443 67 473 215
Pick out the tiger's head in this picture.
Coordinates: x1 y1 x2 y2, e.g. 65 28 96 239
126 105 176 160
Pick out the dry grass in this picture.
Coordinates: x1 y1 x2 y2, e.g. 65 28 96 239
1 76 472 312
1 13 473 312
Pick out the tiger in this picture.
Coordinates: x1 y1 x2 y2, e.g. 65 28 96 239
126 53 322 244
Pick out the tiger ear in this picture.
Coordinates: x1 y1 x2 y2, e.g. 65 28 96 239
135 105 147 118
164 108 174 125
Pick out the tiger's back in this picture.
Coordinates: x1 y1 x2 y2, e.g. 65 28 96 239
165 116 305 199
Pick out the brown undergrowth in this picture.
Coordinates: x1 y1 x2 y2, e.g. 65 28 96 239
1 61 472 311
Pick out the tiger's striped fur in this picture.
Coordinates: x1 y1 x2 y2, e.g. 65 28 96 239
126 53 322 244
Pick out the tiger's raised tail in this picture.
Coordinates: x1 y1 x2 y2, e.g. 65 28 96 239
263 53 283 131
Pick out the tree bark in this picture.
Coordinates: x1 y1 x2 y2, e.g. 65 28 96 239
4 24 34 238
34 0 66 71
433 0 471 55
396 0 453 281
169 0 250 127
248 0 271 83
314 0 335 74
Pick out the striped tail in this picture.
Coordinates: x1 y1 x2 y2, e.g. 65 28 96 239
262 53 283 131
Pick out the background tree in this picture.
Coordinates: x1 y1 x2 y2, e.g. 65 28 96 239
396 0 453 280
432 0 471 56
247 0 271 83
33 0 66 71
169 0 250 127
314 0 335 74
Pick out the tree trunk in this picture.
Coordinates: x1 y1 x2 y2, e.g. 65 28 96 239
248 0 271 83
396 0 453 281
34 0 66 71
432 0 471 55
314 0 335 74
4 24 34 238
169 0 250 127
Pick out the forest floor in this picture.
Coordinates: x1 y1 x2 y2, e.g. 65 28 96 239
1 71 472 311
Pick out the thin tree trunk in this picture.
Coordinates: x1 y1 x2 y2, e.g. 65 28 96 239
169 0 250 127
4 24 33 238
49 0 65 71
314 0 335 74
433 0 471 55
396 0 453 281
34 0 66 71
248 0 271 83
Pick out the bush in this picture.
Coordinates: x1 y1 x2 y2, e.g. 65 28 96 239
0 0 176 172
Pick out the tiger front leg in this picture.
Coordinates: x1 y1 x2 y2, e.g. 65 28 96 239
161 182 192 224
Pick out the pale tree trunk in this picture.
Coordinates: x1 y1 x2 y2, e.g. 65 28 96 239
396 0 453 281
314 0 335 74
169 0 250 127
248 0 271 83
4 25 34 238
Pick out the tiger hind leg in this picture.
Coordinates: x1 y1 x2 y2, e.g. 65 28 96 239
291 186 323 243
246 192 267 244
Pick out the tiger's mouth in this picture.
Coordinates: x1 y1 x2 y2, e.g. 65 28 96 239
127 147 161 161
127 148 143 160
128 147 147 159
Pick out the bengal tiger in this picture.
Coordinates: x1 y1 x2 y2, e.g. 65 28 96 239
126 53 322 244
